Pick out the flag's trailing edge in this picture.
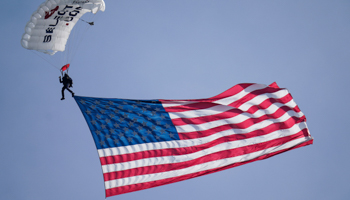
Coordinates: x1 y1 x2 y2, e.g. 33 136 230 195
74 83 313 198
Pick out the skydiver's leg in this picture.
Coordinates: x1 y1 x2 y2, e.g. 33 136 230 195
61 87 66 100
66 88 74 97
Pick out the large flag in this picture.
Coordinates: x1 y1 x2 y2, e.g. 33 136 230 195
74 83 313 198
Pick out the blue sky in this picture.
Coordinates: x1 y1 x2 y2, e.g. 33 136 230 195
1 1 350 199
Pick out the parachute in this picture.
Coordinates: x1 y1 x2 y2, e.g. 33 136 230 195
21 0 105 56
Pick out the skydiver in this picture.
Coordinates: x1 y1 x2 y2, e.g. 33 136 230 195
59 73 74 100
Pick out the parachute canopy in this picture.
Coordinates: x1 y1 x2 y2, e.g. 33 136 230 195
21 0 105 55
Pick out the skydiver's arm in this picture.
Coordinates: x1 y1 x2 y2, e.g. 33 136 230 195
59 76 63 83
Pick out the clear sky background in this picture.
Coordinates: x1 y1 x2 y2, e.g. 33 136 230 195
1 1 350 200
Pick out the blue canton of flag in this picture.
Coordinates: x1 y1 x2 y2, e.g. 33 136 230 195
75 97 180 150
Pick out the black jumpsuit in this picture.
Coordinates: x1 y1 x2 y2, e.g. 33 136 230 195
60 75 74 99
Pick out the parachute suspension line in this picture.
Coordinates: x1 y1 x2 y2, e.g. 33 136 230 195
67 18 83 64
68 13 100 64
57 12 101 66
63 17 81 67
63 42 68 67
65 29 70 65
60 13 101 69
31 50 60 71
65 21 75 65
69 24 91 64
64 19 79 67
60 67 69 76
63 16 85 65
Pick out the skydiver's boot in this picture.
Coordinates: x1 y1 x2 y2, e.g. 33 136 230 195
61 97 65 100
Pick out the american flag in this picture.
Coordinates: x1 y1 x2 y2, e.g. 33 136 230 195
74 82 313 198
